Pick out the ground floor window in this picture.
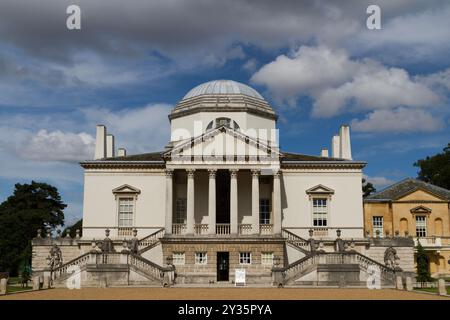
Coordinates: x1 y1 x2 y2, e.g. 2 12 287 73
416 216 427 237
261 252 274 265
239 252 251 265
260 199 270 224
195 252 207 265
372 216 383 237
172 252 185 265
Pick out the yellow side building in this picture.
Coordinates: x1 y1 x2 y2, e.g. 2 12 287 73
364 178 450 277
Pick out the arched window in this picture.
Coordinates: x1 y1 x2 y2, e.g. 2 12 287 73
400 218 408 236
206 117 240 131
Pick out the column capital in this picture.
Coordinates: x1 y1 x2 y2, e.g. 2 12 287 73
208 169 217 178
274 170 282 178
229 169 239 178
187 169 196 178
165 169 174 177
251 169 260 177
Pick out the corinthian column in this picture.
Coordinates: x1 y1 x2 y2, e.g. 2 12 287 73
186 169 195 234
251 169 260 235
230 169 239 235
165 169 173 235
273 170 282 234
208 169 217 235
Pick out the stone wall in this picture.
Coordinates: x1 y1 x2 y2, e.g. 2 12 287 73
363 238 415 273
161 237 285 284
32 237 85 272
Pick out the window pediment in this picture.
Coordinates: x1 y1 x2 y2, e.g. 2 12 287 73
410 205 431 215
112 184 141 195
306 184 335 195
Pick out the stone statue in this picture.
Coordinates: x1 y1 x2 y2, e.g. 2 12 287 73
309 238 317 253
384 246 400 270
101 229 114 253
335 238 345 253
46 244 63 271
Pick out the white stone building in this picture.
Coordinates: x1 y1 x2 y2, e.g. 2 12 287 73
32 80 415 287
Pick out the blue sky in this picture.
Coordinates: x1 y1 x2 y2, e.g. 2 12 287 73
0 1 449 226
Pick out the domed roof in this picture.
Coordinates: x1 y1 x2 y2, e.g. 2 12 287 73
182 80 264 100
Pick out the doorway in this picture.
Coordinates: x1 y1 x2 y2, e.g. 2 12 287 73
217 252 229 281
216 170 230 223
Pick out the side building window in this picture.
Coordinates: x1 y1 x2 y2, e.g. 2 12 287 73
312 198 328 227
118 197 134 227
372 216 383 237
239 252 251 265
416 216 427 237
172 252 185 265
195 252 207 265
112 184 141 237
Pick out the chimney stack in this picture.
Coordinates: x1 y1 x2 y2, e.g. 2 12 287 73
94 125 107 160
339 125 352 160
106 134 115 158
321 148 329 157
331 135 340 158
118 148 126 157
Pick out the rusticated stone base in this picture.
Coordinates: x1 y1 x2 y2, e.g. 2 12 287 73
161 236 285 285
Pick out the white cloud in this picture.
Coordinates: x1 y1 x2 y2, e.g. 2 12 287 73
252 46 440 117
20 130 95 162
81 103 171 154
363 174 394 188
351 108 444 133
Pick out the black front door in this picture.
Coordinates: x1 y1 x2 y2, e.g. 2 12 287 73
217 252 229 281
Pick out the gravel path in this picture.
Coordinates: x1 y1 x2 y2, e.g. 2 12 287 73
1 287 448 300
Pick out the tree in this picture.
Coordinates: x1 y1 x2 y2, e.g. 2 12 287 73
415 241 433 282
0 181 66 275
414 143 450 189
62 219 82 238
362 178 376 197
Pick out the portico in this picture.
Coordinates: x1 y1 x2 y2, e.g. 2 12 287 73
164 168 281 236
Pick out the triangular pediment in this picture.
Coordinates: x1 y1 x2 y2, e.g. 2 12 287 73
165 126 281 165
410 205 432 214
112 184 141 194
396 187 447 201
306 184 335 194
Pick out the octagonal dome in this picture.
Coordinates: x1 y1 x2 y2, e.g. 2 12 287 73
170 79 276 121
182 80 265 101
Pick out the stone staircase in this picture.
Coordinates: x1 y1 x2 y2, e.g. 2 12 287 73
274 251 397 287
51 229 171 287
282 229 311 255
278 229 398 287
137 228 165 254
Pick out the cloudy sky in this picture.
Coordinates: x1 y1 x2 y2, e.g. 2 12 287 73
1 0 449 226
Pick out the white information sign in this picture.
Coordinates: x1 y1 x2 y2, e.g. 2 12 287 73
235 269 246 286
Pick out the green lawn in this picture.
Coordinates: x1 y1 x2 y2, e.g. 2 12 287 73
415 287 450 295
6 285 33 293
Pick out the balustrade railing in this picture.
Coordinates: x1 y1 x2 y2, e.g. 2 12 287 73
118 227 133 237
282 229 310 251
238 224 252 235
194 224 209 235
138 228 165 251
172 223 187 235
129 254 168 281
260 224 273 235
53 252 90 279
96 253 122 264
216 223 230 235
